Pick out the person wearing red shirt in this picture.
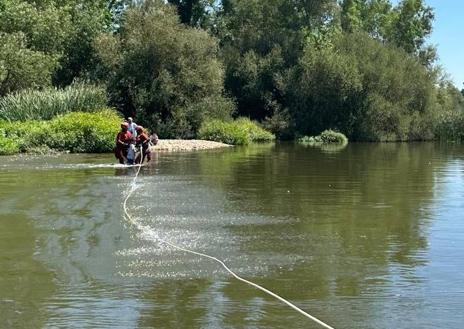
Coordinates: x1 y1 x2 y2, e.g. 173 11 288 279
135 125 152 163
115 122 132 164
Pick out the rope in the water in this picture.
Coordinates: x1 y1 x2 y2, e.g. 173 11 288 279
122 159 335 329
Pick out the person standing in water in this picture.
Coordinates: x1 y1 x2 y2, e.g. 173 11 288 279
115 122 132 164
135 126 152 163
126 137 137 165
127 117 138 138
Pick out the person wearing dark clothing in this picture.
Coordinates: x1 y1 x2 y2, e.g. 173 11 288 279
115 122 132 164
135 126 152 163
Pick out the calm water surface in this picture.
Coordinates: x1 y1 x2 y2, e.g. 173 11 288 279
1 143 463 329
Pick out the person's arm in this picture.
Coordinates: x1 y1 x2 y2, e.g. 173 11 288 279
116 135 127 146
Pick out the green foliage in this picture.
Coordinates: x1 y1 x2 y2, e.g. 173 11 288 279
0 0 455 144
287 32 436 141
167 0 216 27
53 1 111 86
435 111 464 142
286 38 362 138
198 118 275 145
262 108 294 140
0 119 48 152
0 83 107 121
95 1 231 138
0 32 57 95
339 0 435 64
0 134 19 155
0 0 110 90
0 109 121 154
44 109 121 153
298 130 348 145
219 0 336 121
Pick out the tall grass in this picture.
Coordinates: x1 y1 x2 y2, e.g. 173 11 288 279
198 118 275 145
435 111 464 141
0 83 107 121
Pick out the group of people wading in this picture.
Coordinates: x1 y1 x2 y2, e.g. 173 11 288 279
115 117 157 165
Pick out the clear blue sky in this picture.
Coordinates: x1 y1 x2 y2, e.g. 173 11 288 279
426 0 464 88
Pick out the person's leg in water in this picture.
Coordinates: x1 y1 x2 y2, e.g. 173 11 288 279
115 146 125 164
141 146 151 163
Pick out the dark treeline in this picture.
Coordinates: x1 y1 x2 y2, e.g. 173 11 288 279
1 0 463 141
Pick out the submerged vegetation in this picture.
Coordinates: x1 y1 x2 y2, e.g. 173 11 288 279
1 0 464 155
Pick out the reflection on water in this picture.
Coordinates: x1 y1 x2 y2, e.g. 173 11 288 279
1 143 464 328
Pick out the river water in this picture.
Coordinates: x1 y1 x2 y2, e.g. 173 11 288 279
0 143 463 329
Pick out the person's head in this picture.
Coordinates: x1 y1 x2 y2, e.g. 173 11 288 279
121 122 129 131
127 117 133 123
136 125 144 133
130 136 136 144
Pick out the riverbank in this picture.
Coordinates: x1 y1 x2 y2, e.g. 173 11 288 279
151 139 232 151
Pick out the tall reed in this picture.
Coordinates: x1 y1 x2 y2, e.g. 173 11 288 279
0 83 107 121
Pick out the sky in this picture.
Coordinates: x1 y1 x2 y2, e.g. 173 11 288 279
426 0 464 88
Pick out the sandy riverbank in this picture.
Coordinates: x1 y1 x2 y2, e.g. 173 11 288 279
150 139 232 151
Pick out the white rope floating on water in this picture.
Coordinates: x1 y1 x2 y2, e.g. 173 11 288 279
122 159 335 329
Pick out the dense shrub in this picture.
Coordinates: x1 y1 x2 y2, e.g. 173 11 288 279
198 118 275 145
0 109 121 154
0 134 19 155
298 130 348 145
43 110 120 152
0 83 107 121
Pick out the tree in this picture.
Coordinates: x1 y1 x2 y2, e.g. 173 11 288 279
217 0 337 120
391 0 434 55
167 0 216 27
53 1 110 86
286 32 437 141
0 32 56 96
339 0 436 66
0 0 110 91
94 1 232 137
340 0 393 39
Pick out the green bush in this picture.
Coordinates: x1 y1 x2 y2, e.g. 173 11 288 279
0 119 48 152
44 109 121 153
0 135 19 155
0 109 121 154
198 118 275 145
0 83 107 121
298 130 348 145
